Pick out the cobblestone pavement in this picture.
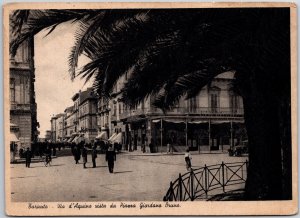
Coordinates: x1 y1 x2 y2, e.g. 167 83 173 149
10 152 247 202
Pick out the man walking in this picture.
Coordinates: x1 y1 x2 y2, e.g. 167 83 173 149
91 145 97 168
82 145 88 169
24 147 32 168
106 144 116 173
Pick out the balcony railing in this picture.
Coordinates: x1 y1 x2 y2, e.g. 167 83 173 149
120 108 146 120
10 103 31 111
119 107 244 120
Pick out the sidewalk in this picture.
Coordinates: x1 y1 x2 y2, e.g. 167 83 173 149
12 156 57 164
121 149 227 156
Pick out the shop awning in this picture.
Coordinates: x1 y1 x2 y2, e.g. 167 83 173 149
111 133 122 144
96 131 107 140
188 121 208 124
108 133 117 142
10 132 19 142
164 119 185 124
75 135 85 144
152 119 161 123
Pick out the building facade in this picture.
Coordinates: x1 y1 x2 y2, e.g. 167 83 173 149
50 115 57 142
45 130 52 141
106 71 246 152
64 106 75 140
9 38 38 149
78 88 98 143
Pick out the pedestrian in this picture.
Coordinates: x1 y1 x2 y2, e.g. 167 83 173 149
82 145 88 169
184 148 192 171
91 145 97 168
45 146 52 167
74 145 81 164
106 144 116 173
167 142 170 154
24 147 32 168
149 141 154 153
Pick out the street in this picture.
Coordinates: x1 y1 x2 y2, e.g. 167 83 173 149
11 152 247 202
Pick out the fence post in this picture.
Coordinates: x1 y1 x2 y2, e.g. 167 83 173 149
190 169 194 201
222 161 225 192
246 159 249 169
179 173 183 201
204 164 208 198
169 181 174 201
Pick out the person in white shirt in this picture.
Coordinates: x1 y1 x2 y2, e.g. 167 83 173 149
184 148 192 171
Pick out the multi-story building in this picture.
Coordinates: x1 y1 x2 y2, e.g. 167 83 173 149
50 115 57 142
96 96 110 140
45 130 52 142
9 37 38 149
56 113 65 142
109 71 246 152
64 106 75 140
78 88 98 143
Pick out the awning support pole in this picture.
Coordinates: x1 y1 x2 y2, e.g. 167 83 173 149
160 118 163 153
208 119 211 152
185 117 188 147
230 120 233 149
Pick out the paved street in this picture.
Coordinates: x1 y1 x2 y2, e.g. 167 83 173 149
11 152 247 202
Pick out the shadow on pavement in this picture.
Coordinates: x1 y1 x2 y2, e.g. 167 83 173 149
113 171 133 174
29 164 65 168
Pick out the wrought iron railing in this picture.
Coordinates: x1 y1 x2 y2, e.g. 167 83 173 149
163 161 248 201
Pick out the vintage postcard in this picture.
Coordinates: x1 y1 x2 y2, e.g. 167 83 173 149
3 2 298 216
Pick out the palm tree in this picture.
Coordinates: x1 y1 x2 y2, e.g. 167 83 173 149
10 8 291 200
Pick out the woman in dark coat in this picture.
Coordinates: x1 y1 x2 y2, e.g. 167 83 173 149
105 144 116 173
74 146 81 164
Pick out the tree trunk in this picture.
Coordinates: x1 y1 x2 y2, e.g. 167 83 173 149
242 85 283 200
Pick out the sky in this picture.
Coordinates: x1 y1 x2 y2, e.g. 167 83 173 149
34 22 92 138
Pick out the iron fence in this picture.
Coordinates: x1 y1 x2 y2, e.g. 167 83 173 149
163 161 248 201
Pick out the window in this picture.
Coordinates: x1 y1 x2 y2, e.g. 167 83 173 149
113 104 117 116
188 97 197 113
210 94 219 113
230 94 239 113
119 103 122 115
209 86 220 113
10 78 15 102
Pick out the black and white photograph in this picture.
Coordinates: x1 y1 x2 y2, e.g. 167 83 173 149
4 2 297 216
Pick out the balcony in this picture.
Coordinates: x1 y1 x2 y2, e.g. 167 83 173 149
10 103 31 111
120 108 146 120
162 107 244 117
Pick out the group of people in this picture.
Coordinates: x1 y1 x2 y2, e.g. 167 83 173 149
72 142 117 173
22 140 192 173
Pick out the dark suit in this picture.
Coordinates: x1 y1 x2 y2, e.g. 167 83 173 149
106 149 116 173
82 147 88 168
91 147 97 168
25 150 32 168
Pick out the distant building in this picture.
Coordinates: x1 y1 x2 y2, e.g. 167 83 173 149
45 130 51 141
78 88 98 143
9 37 38 149
96 96 110 140
56 113 65 142
64 106 75 140
50 115 57 142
